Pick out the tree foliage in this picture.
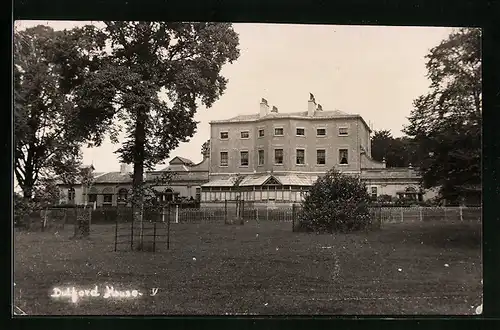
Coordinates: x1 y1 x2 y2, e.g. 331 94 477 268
68 22 240 219
370 130 419 168
13 25 107 200
201 139 210 158
298 169 373 233
404 28 481 203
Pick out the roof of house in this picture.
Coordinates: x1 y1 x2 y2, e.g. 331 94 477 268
202 174 320 187
211 110 352 124
209 109 372 132
170 156 194 165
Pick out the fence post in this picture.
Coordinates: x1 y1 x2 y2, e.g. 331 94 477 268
130 218 134 251
175 205 179 224
153 219 157 253
162 206 165 223
444 207 447 221
240 200 245 225
114 217 118 252
224 200 228 224
419 206 423 222
167 206 171 250
292 203 296 232
400 207 404 223
256 208 259 222
460 206 463 222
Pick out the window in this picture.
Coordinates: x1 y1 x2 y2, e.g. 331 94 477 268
118 188 128 203
296 149 305 165
88 194 97 203
240 131 249 139
371 187 378 199
274 149 284 165
220 151 228 166
258 150 265 166
338 127 349 136
68 188 75 202
274 128 284 136
103 194 113 206
258 129 265 137
339 149 349 164
240 151 249 166
317 149 326 165
296 128 305 136
195 188 201 201
317 128 326 136
220 131 229 139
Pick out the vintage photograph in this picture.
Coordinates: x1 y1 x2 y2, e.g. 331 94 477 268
13 21 482 315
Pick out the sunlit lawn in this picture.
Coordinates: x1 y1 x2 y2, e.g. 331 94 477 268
14 220 482 315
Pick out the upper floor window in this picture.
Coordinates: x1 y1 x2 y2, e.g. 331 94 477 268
220 131 229 139
296 149 305 165
240 151 249 167
258 150 265 166
274 128 284 136
258 129 265 137
317 149 326 165
240 131 249 139
338 127 349 136
317 128 326 136
339 149 349 164
274 149 284 165
296 128 305 136
220 151 228 166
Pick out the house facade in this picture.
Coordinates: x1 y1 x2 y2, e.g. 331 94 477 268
200 95 437 205
57 157 209 207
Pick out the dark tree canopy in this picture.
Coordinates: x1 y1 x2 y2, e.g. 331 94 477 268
404 28 481 203
69 22 240 216
13 25 107 200
370 130 419 168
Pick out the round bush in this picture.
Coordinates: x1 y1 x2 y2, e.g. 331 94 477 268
298 169 373 233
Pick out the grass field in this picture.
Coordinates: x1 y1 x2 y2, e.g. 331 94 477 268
13 221 482 315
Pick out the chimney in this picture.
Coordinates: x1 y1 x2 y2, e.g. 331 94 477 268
382 157 386 168
260 98 269 117
271 105 278 113
120 163 130 174
308 93 316 116
316 104 323 111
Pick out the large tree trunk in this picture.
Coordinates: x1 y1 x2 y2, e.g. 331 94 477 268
132 108 147 249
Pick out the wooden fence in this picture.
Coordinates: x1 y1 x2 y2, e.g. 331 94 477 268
16 205 482 231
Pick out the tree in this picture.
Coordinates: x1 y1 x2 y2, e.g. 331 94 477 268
13 25 108 201
71 22 240 225
298 169 374 233
404 28 481 204
371 130 419 168
201 139 210 158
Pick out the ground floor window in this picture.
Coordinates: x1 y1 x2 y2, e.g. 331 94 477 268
201 186 307 202
88 194 97 203
103 194 113 207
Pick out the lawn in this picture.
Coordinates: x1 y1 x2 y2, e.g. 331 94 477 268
13 220 482 315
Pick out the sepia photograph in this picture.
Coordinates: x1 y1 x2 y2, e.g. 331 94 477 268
13 21 482 316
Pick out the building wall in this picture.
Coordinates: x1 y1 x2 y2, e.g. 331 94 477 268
210 116 369 175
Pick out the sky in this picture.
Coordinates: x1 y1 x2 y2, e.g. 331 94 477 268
15 21 454 173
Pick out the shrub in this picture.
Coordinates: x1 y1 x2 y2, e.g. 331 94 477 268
297 169 373 233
